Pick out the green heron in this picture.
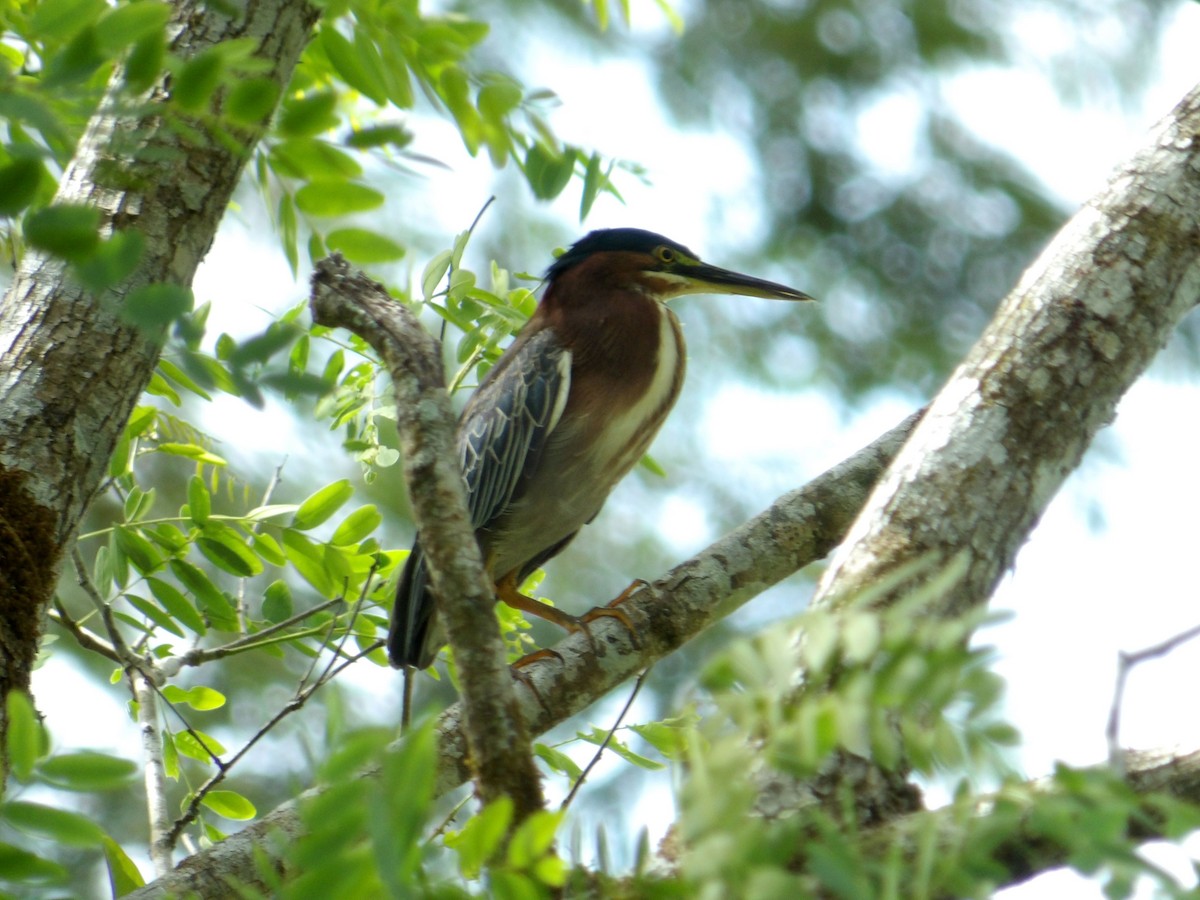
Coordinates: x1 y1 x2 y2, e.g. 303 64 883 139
388 228 812 669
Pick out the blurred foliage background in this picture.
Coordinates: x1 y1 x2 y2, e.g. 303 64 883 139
7 0 1199 894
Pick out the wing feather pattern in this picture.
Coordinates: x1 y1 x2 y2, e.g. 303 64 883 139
387 329 571 668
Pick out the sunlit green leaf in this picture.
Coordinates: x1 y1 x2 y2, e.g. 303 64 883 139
445 796 513 878
161 684 226 711
201 790 257 820
173 729 226 762
293 479 354 530
294 181 384 217
103 836 145 892
330 505 382 546
326 228 405 264
154 442 226 465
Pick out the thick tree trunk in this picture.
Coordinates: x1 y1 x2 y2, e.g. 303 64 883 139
0 0 317 759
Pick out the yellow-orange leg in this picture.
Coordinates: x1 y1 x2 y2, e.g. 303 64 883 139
495 572 644 653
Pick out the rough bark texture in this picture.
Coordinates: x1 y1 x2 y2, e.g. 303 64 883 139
0 0 317 741
310 257 545 819
791 82 1200 838
124 408 920 898
815 83 1200 617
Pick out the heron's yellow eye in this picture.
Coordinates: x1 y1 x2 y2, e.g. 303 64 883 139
655 246 676 264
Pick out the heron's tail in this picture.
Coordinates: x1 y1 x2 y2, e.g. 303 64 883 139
387 541 443 669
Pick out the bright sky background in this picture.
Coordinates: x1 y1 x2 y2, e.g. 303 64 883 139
29 1 1200 895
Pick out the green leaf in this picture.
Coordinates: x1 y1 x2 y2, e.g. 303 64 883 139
173 48 223 111
507 809 564 873
187 475 210 526
125 594 185 637
115 525 165 573
173 729 226 762
103 837 145 893
123 282 194 329
319 27 386 104
74 229 146 291
227 77 281 125
162 731 179 779
345 124 412 150
37 752 137 791
330 505 382 546
158 357 212 400
446 796 513 878
6 691 42 782
2 801 106 846
270 138 362 181
161 685 226 711
279 91 338 137
147 576 206 635
0 842 68 881
0 158 43 217
169 559 237 629
525 144 575 201
200 790 256 820
25 203 101 261
261 580 293 622
281 529 337 597
293 479 354 530
95 0 171 55
294 181 384 217
124 31 165 94
30 0 106 39
155 442 226 465
422 249 453 300
580 152 606 220
534 743 582 780
197 522 262 577
326 228 405 264
252 532 287 567
43 26 104 87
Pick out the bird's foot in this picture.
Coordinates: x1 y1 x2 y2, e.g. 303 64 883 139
577 579 648 649
510 650 563 713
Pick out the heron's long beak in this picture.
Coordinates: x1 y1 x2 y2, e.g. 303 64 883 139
676 261 814 302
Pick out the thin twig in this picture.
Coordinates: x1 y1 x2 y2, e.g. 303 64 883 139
71 547 136 665
159 596 346 675
236 459 288 632
165 640 379 846
427 792 473 844
561 668 650 811
50 599 121 662
132 668 173 875
1107 622 1200 772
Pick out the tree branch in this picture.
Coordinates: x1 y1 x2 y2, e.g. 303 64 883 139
815 81 1200 618
125 404 921 899
309 255 545 820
